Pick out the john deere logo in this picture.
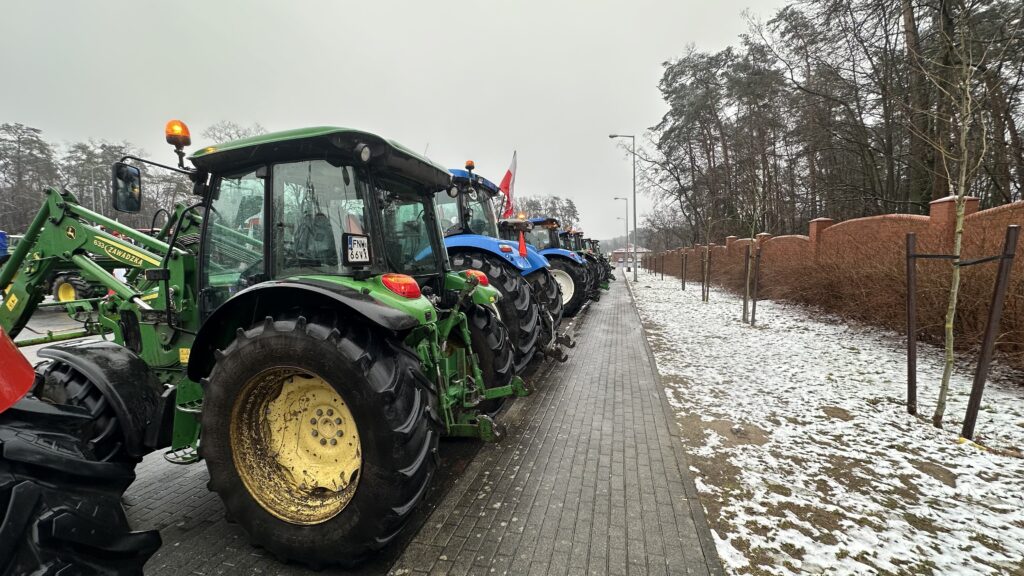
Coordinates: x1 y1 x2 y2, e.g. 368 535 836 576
65 226 77 240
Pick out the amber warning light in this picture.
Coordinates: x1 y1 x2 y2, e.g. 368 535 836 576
165 120 191 148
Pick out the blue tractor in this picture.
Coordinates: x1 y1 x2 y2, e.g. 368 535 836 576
435 163 569 371
506 217 592 317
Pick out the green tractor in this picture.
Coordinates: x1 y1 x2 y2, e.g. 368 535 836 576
584 238 615 285
0 122 528 572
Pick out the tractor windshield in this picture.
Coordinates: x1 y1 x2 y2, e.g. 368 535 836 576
466 192 501 238
435 188 501 238
377 178 445 276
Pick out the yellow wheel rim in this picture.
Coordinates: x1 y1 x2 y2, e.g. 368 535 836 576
57 282 77 302
230 368 362 525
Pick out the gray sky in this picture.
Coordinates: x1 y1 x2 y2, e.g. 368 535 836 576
1 0 787 242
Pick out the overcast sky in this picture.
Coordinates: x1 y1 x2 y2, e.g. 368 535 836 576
1 0 788 242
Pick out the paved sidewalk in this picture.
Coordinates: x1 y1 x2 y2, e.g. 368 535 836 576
389 280 721 575
122 280 720 575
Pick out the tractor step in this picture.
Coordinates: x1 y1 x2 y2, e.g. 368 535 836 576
163 446 200 465
176 399 203 414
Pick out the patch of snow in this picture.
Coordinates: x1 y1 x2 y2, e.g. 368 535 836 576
629 276 1024 575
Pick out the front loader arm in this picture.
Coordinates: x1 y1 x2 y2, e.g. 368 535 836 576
0 188 197 348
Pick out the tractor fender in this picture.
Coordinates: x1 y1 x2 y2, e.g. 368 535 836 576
37 341 162 458
541 248 586 266
186 279 421 381
443 235 539 273
521 245 551 275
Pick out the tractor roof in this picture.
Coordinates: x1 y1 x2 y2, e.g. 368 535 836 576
528 217 560 228
448 169 501 195
189 127 452 190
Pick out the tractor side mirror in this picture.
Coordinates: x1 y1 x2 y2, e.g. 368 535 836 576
111 162 143 213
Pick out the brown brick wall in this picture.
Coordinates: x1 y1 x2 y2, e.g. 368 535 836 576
646 197 1024 368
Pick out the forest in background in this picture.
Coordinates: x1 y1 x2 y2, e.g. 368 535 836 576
0 121 264 234
637 0 1024 248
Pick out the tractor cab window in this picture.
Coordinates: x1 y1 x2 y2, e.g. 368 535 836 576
202 168 266 305
435 193 461 236
272 160 370 278
464 192 500 238
378 179 444 276
526 227 555 250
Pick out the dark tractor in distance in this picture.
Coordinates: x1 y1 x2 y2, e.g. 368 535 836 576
584 238 615 286
514 217 591 317
559 229 603 302
435 163 568 371
0 122 529 572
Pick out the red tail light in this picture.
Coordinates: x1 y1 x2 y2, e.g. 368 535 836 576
381 273 422 299
464 269 489 286
518 231 528 257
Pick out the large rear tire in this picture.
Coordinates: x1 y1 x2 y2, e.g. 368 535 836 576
0 370 159 575
549 259 588 317
450 253 540 372
200 315 439 569
465 304 515 414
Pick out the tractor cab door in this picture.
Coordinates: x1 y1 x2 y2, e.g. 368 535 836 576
199 167 268 319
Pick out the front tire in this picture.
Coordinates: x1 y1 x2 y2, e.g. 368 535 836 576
549 259 588 317
450 253 540 373
51 274 101 303
200 315 439 568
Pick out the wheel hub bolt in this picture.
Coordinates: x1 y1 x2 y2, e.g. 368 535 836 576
310 418 317 425
330 438 337 446
311 430 318 437
327 409 334 416
336 430 344 437
335 418 342 425
316 409 323 416
320 438 327 446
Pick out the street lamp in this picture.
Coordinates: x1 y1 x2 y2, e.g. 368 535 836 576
614 197 628 273
609 134 637 281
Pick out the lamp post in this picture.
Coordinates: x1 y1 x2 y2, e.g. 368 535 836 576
609 134 637 281
614 197 628 271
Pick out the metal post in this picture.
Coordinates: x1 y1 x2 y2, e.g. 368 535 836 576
705 246 713 302
906 233 918 416
632 136 637 282
751 247 761 325
961 225 1020 439
681 252 686 290
742 244 751 323
700 249 706 298
660 254 664 280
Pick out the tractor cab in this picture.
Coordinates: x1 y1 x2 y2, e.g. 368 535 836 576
432 163 570 367
516 217 561 251
119 126 457 317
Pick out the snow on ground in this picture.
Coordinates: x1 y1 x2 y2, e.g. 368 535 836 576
628 274 1024 575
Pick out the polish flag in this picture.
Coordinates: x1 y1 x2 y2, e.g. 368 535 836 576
498 151 517 218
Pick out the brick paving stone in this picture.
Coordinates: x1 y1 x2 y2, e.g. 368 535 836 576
392 282 721 575
124 280 720 575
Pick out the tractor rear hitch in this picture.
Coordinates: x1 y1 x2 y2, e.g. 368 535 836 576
555 331 576 349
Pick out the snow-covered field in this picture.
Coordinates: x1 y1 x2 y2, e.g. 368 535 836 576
628 275 1024 575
